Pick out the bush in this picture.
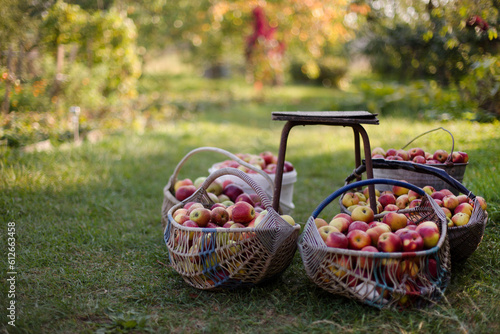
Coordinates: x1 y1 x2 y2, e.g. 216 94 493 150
289 57 348 87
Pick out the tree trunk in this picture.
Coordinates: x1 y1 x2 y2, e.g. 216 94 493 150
2 45 13 114
16 39 24 80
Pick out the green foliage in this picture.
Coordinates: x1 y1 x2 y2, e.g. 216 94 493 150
345 79 478 120
357 0 500 118
460 55 500 119
290 57 349 88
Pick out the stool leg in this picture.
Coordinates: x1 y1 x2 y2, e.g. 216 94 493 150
353 124 377 214
273 121 294 212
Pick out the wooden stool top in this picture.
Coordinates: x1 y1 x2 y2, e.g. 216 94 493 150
271 111 379 125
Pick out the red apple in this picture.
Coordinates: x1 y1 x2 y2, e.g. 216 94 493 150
319 225 341 241
366 224 391 246
416 221 440 248
175 185 197 201
425 152 433 160
427 258 438 279
476 196 487 211
399 229 424 252
358 245 379 268
451 152 464 163
431 191 446 201
182 220 200 240
396 149 409 161
455 202 473 216
407 190 421 203
377 232 402 252
412 155 427 164
351 206 375 223
283 161 295 172
231 201 256 224
443 195 459 210
235 193 255 206
259 151 276 165
347 230 372 250
174 178 193 192
408 147 425 160
441 207 452 219
173 208 188 219
456 194 469 205
189 208 212 227
458 151 469 163
325 231 349 249
440 189 454 197
409 199 421 209
384 204 399 212
332 213 353 224
223 184 245 202
396 194 410 209
386 148 397 157
433 149 449 163
378 193 396 208
382 212 408 232
348 221 370 233
372 154 385 159
174 213 190 225
211 207 230 226
187 202 204 214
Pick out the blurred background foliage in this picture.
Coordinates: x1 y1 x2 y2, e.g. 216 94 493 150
0 0 499 147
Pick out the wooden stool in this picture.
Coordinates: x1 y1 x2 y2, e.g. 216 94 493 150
271 111 379 213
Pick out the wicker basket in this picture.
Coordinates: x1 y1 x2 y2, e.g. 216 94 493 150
299 179 451 309
164 168 301 290
161 147 275 229
372 127 468 194
346 160 488 263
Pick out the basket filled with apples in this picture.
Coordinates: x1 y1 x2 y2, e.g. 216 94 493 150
164 167 301 290
208 151 297 214
342 160 488 263
370 127 468 194
162 147 276 230
299 178 451 309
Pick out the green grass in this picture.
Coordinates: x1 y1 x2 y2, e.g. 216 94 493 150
1 71 500 333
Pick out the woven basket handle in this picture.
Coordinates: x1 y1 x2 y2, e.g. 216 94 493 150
346 159 475 199
167 146 274 192
402 127 455 164
313 178 425 218
197 167 273 209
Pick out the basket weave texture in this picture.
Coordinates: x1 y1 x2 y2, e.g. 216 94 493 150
161 147 275 229
164 168 300 290
347 159 487 263
299 179 451 309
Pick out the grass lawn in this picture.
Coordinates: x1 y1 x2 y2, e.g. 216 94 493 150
1 70 500 333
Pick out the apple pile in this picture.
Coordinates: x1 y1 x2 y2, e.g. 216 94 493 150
174 175 262 206
371 147 469 165
315 204 441 254
341 183 487 228
212 151 295 175
172 199 296 232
